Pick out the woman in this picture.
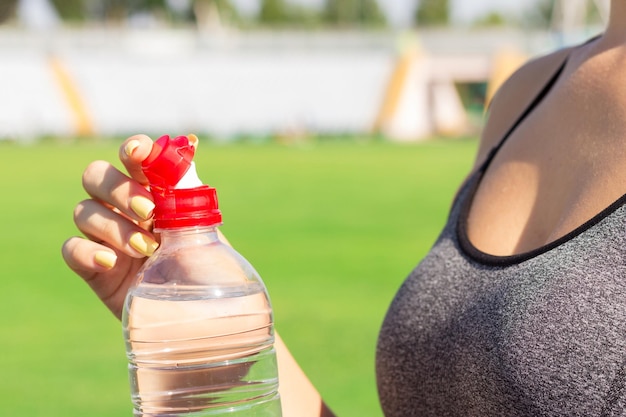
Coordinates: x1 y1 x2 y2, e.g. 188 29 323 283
62 2 626 415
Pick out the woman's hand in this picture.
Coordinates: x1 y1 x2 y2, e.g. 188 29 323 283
61 134 337 416
61 134 158 319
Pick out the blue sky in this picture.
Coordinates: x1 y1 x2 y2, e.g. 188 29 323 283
230 0 540 27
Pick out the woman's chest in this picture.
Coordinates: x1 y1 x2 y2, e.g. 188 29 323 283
377 227 626 416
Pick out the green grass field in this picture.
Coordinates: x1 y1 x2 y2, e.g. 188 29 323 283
0 137 477 417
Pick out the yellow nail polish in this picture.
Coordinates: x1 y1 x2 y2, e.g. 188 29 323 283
124 139 141 156
130 232 159 257
130 196 155 220
94 251 117 269
188 134 199 149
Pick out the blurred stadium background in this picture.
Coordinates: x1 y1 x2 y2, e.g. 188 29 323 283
0 0 608 143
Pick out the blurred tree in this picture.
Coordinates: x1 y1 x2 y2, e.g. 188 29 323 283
323 0 386 27
47 0 167 23
324 0 348 24
104 0 128 23
128 0 167 14
50 0 85 21
212 0 239 22
258 0 322 27
473 11 508 28
523 0 605 30
0 0 17 24
524 0 555 29
415 0 449 27
193 0 241 28
259 0 288 24
358 0 386 26
285 4 323 27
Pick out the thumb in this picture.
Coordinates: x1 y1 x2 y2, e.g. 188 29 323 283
119 134 154 185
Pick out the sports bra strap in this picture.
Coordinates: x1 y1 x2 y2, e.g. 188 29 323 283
478 59 567 174
478 34 602 174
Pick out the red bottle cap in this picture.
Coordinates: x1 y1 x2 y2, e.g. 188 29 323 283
142 135 222 229
142 134 195 189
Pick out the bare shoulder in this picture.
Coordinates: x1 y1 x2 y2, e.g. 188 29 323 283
472 45 575 170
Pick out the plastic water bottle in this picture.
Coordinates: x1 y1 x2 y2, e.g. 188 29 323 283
122 135 282 417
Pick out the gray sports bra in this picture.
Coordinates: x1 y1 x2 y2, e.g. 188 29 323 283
376 45 626 417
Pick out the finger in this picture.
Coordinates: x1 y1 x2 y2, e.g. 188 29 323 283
82 160 154 222
61 236 138 319
62 236 118 275
74 199 159 258
119 134 154 185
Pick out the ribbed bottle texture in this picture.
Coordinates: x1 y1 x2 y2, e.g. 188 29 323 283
122 227 281 417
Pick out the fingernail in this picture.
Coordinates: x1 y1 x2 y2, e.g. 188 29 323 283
94 251 117 269
124 139 141 156
129 232 159 257
188 134 199 149
130 196 155 220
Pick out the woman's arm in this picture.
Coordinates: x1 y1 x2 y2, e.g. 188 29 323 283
275 334 337 417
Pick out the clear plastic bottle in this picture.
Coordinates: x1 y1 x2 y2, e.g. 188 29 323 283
122 135 282 417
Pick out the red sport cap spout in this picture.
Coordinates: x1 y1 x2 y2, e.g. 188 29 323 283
141 134 222 230
142 134 196 189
